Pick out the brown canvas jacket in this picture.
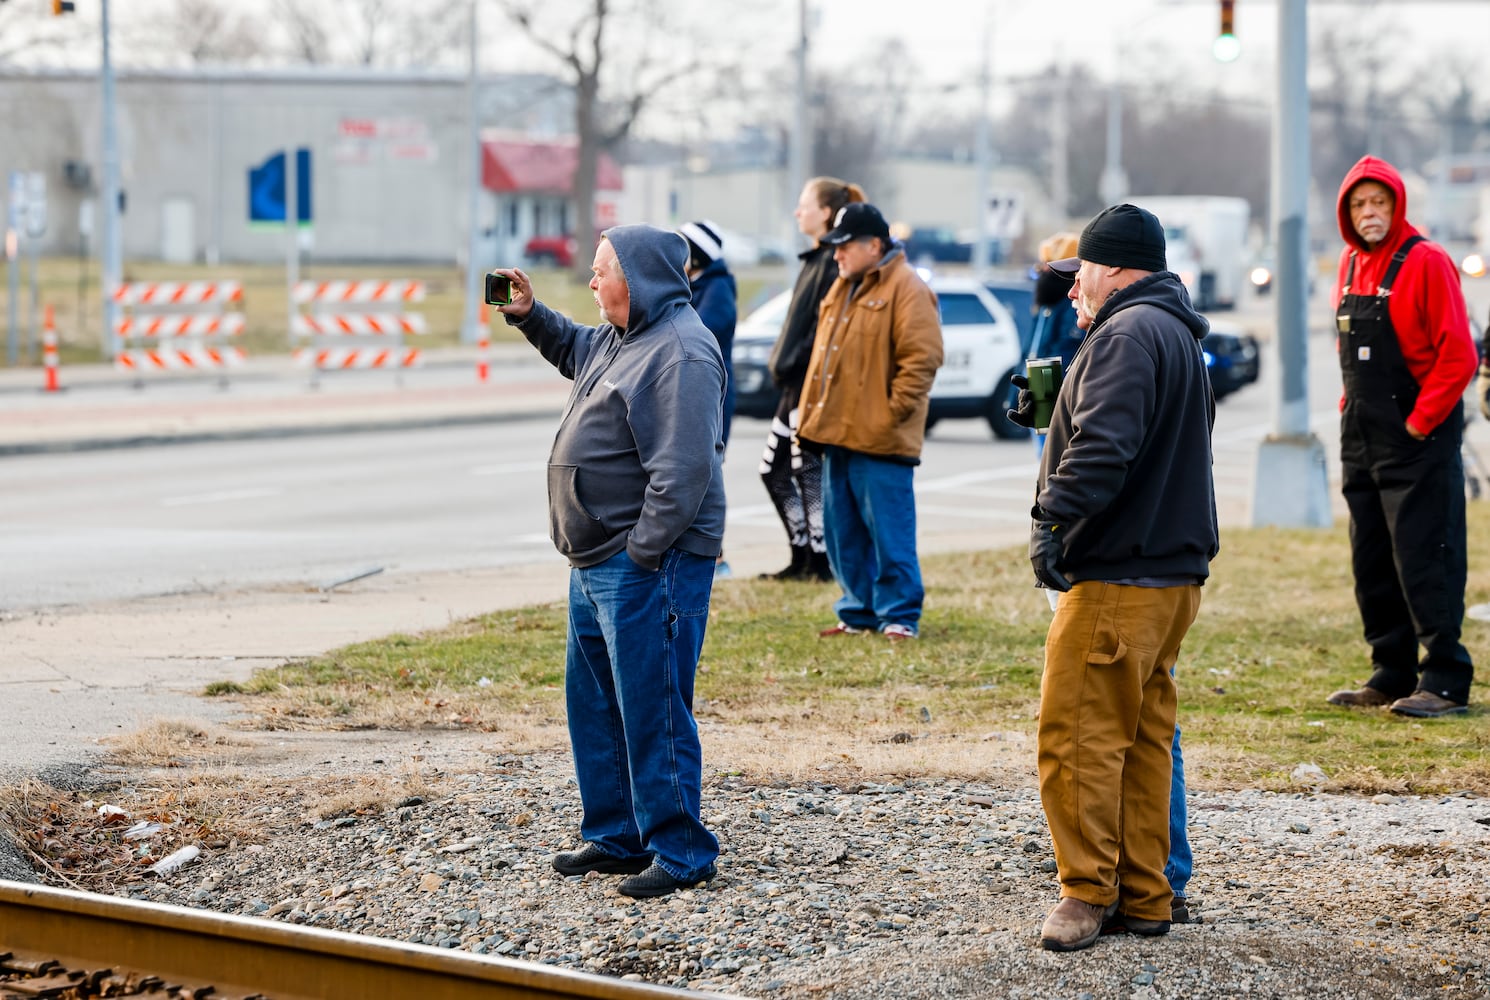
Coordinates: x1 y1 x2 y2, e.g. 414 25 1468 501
797 248 943 460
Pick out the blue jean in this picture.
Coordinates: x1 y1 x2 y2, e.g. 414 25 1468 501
1166 724 1191 899
565 547 719 881
822 446 924 632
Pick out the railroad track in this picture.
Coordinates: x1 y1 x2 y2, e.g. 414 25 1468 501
0 880 727 999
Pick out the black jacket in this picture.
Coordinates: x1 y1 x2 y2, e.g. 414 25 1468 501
1037 271 1219 582
768 242 840 390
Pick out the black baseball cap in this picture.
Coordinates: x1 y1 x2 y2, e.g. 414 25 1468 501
822 202 892 245
1049 203 1167 274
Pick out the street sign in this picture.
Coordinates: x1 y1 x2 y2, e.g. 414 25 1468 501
986 193 1025 241
8 171 50 240
7 171 22 233
23 172 46 238
248 148 312 225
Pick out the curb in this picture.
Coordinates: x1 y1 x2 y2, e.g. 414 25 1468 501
0 405 566 457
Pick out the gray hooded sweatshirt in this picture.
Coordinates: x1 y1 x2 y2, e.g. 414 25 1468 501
510 225 726 571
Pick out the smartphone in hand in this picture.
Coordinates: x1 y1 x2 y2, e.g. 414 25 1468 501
484 273 513 305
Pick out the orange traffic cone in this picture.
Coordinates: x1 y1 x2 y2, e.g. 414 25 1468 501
477 302 490 383
43 304 59 392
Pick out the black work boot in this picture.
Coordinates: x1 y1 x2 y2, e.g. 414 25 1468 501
760 545 809 580
806 549 834 582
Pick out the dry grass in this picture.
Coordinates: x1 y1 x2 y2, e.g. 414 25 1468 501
302 759 445 821
210 509 1490 795
100 717 246 768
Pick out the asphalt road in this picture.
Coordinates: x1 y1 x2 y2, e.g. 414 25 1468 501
0 322 1354 613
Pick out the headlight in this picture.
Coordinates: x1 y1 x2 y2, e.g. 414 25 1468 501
1249 266 1272 287
1462 253 1486 278
733 341 774 365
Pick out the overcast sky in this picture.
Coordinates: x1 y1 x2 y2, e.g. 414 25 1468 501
43 0 1490 125
806 0 1485 96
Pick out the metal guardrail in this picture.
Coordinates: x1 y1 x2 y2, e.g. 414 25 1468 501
0 880 729 1000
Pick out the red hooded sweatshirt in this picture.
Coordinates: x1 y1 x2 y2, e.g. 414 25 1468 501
1331 155 1475 436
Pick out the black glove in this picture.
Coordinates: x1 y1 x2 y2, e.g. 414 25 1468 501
1006 373 1036 429
1029 508 1072 592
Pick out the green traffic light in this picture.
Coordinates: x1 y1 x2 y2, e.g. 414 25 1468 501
1213 32 1241 62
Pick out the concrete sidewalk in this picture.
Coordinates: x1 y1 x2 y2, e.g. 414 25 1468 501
0 344 571 454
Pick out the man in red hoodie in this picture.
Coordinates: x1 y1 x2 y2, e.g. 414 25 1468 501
1326 156 1477 718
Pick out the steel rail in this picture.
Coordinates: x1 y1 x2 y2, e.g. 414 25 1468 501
0 879 729 1000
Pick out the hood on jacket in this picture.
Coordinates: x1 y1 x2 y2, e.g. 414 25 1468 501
691 255 733 285
603 224 694 332
1093 271 1209 342
1336 155 1410 253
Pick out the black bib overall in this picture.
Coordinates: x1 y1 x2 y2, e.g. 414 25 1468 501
1336 235 1473 703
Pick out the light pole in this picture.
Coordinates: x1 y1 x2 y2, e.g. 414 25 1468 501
1100 0 1188 208
99 0 121 360
785 0 811 270
971 11 993 276
460 0 483 346
1251 0 1331 527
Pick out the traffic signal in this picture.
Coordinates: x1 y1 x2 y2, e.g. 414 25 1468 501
1214 0 1240 62
52 0 75 13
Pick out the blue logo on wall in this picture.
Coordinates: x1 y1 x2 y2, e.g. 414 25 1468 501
248 149 312 225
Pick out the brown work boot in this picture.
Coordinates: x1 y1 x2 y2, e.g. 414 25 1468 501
1111 914 1171 936
1389 690 1469 718
1040 897 1118 952
1325 686 1393 708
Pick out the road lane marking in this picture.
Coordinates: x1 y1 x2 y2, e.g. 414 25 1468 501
161 487 283 507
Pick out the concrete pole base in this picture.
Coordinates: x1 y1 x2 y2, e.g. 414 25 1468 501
1251 433 1333 528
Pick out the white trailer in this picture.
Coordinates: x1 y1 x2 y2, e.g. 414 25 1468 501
1129 196 1251 311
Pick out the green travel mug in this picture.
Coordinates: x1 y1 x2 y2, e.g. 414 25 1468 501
1026 357 1063 433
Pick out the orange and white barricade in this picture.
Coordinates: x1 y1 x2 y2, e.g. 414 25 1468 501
42 303 60 392
291 279 425 378
112 280 246 382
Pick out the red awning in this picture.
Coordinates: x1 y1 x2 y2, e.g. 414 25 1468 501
481 137 622 195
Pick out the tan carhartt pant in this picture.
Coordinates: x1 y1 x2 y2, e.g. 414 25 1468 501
1037 580 1202 922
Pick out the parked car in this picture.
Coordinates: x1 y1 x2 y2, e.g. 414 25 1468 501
524 234 578 268
982 275 1035 355
902 228 972 265
731 276 1026 438
1201 321 1261 400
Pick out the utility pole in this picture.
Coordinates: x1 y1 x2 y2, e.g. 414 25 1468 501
285 145 298 351
786 0 811 267
1251 0 1331 528
99 0 122 360
1099 82 1125 205
1051 70 1069 223
460 0 482 346
971 12 993 276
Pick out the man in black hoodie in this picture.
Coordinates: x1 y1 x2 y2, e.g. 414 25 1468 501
491 226 726 899
1023 204 1219 952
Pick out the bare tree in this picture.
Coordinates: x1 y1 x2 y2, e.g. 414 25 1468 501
500 0 704 279
269 0 465 69
273 0 333 65
151 0 266 65
0 3 89 66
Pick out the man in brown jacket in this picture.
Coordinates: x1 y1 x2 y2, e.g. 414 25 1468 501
798 202 944 640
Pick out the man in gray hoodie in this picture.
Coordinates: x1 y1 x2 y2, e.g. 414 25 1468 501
491 225 726 898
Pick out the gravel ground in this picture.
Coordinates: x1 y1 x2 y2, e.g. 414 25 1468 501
56 729 1490 1000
